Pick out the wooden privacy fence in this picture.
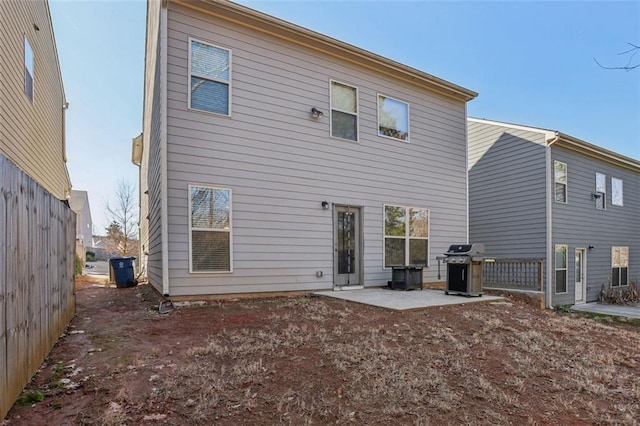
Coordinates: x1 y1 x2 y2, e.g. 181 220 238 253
1 155 76 419
483 258 544 291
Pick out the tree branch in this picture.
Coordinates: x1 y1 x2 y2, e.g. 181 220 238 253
594 42 640 71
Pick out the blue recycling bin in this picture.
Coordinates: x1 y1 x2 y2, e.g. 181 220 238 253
109 257 136 288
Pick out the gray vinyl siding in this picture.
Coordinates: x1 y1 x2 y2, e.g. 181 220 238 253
142 0 164 293
0 0 71 200
162 3 469 296
468 121 548 261
551 145 640 304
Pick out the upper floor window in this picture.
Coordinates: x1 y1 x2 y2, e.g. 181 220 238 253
553 161 567 203
611 246 629 287
378 95 409 141
554 244 567 293
595 173 606 210
189 185 232 272
611 177 623 206
384 205 429 267
330 80 358 141
189 38 231 115
24 36 34 102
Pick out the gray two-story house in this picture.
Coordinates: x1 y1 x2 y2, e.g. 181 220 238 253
136 0 477 298
468 118 639 307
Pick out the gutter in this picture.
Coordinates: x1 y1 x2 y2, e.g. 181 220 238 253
555 132 640 172
464 103 470 244
545 132 560 308
131 134 143 165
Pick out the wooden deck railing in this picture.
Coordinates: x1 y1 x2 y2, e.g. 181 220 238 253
483 258 544 291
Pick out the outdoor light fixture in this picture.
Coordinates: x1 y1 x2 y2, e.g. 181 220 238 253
311 107 324 119
588 245 594 250
321 201 329 210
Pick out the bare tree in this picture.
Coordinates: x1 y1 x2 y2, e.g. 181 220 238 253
594 42 640 70
105 180 139 257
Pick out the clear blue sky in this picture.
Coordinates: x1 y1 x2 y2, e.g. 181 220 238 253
50 0 640 233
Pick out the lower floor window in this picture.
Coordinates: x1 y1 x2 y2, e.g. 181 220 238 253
384 205 429 267
555 244 567 293
189 185 232 272
611 246 629 287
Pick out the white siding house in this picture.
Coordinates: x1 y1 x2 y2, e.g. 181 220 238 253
0 0 75 417
138 0 477 298
0 0 71 200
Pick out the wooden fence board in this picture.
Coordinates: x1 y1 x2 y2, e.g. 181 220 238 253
0 154 75 419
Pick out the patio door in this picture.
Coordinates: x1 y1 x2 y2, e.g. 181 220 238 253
333 206 362 288
575 248 586 303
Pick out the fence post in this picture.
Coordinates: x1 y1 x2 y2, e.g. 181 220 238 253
538 260 545 309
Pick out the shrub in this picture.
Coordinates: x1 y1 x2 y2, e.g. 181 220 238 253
16 390 44 406
554 304 573 313
75 255 83 276
86 251 96 261
599 280 639 304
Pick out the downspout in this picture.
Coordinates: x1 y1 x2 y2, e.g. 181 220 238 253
545 132 560 308
160 2 170 296
464 103 469 244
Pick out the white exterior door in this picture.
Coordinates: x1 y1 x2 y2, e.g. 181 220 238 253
575 248 586 303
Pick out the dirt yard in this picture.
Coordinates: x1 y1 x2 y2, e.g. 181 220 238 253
4 276 640 425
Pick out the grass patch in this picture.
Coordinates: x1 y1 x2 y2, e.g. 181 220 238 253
12 288 640 425
16 390 44 406
572 310 640 327
554 304 573 313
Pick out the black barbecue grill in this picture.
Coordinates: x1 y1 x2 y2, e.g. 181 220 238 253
442 243 485 296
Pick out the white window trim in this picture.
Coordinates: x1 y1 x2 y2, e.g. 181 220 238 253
554 244 568 294
595 172 606 210
383 204 430 269
611 246 629 287
188 184 233 274
187 37 232 117
553 161 567 204
377 93 410 143
329 79 359 142
611 177 623 207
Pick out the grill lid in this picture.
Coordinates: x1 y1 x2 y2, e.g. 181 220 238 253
446 244 473 254
444 243 485 256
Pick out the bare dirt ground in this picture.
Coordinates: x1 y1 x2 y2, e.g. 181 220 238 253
4 276 640 425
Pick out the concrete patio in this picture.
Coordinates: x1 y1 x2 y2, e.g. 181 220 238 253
314 287 504 311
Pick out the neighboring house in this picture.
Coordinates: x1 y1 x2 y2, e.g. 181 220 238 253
468 118 640 307
136 0 477 298
131 133 147 278
90 235 112 261
69 190 94 259
92 235 108 250
0 0 75 418
0 0 72 200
